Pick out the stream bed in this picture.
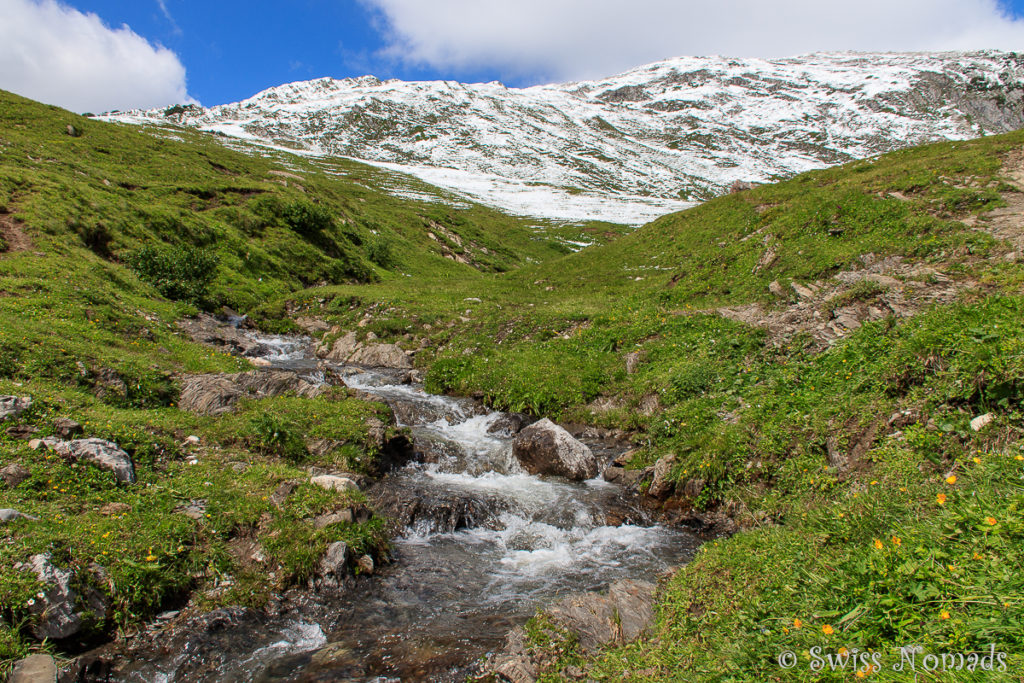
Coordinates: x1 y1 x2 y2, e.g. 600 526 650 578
117 334 699 682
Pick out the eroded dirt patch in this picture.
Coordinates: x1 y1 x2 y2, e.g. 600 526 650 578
0 211 31 252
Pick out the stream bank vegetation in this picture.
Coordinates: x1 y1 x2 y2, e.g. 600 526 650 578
1 87 1023 679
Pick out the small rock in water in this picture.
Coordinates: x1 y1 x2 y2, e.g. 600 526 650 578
970 413 994 432
1 463 30 488
356 555 375 575
512 418 598 480
9 653 58 683
319 541 349 576
648 454 677 498
311 474 360 493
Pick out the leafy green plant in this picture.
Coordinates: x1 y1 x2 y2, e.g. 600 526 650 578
248 412 308 463
127 244 219 306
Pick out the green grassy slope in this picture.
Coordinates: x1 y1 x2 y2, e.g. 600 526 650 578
0 90 576 668
289 132 1024 680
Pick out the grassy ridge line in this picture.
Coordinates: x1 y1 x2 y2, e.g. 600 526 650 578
284 132 1024 680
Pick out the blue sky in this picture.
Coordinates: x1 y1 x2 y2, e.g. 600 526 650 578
2 0 1024 113
65 0 506 106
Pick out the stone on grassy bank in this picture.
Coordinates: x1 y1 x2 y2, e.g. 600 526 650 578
52 438 136 484
22 554 82 640
0 395 32 422
512 418 597 480
1 463 30 487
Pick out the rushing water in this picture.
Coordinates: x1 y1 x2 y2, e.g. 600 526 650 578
118 334 698 682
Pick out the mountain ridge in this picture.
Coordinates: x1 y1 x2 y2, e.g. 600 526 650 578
106 50 1024 224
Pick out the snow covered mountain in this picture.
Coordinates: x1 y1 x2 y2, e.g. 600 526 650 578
107 51 1024 225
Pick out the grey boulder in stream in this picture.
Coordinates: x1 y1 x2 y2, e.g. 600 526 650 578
512 418 598 480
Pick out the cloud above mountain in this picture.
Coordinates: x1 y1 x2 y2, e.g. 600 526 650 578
0 0 193 113
362 0 1024 82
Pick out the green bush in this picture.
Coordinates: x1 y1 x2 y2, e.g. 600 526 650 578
367 234 394 267
283 201 333 238
249 413 308 463
126 244 219 306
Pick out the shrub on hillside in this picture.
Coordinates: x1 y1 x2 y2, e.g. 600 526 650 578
366 234 394 267
126 244 219 306
283 201 333 238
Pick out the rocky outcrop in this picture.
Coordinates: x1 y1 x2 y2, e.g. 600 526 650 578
178 371 327 415
321 330 414 369
0 395 32 421
483 579 658 682
349 343 413 369
24 554 82 639
176 314 263 357
648 454 677 498
52 438 136 483
512 418 598 480
547 579 658 652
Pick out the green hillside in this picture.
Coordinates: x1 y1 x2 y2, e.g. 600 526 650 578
291 131 1024 679
2 88 1023 680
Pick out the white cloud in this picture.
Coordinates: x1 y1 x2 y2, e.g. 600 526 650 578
362 0 1024 83
0 0 193 113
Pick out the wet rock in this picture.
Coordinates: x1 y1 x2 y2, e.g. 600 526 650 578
0 509 39 522
25 554 82 639
53 438 136 483
546 579 657 653
0 395 32 421
624 351 643 375
648 454 676 498
370 478 509 533
319 541 349 576
323 331 362 361
53 417 83 439
311 474 360 493
349 343 413 369
176 314 262 356
1 463 30 487
486 412 533 438
178 371 327 416
970 413 994 432
9 654 57 683
601 466 645 488
512 418 598 480
356 554 375 575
